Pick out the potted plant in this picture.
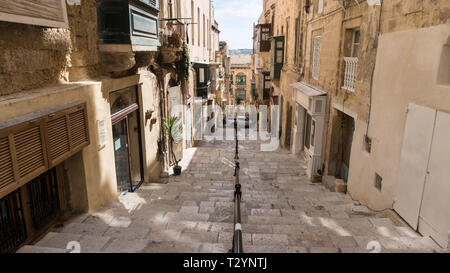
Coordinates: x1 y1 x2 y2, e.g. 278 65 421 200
163 116 183 175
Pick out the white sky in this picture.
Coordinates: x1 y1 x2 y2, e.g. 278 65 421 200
214 0 263 49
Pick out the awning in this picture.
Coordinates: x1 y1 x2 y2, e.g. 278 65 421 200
191 61 210 68
290 82 326 97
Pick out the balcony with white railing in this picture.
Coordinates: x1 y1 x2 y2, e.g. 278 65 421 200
342 57 358 92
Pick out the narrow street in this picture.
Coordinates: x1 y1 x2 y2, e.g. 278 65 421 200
18 130 443 253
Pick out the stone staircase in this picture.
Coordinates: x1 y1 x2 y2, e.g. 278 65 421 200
17 139 447 253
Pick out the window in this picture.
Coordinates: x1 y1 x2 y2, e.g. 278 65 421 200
198 8 201 46
203 14 206 47
294 17 300 65
191 1 195 45
285 18 289 64
318 0 324 14
168 0 173 18
311 120 316 147
351 29 360 57
271 36 285 79
263 74 271 100
258 24 272 52
262 27 270 40
236 89 246 99
304 114 312 149
199 68 205 83
236 75 246 85
312 36 321 80
342 29 360 92
374 173 383 191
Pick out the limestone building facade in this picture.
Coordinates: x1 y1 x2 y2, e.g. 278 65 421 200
0 0 222 253
260 0 450 248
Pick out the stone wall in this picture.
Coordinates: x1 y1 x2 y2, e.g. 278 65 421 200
0 2 100 96
380 0 450 34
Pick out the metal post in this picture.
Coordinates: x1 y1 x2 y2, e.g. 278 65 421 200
231 118 243 253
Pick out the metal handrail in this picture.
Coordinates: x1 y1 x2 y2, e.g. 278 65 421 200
231 120 243 253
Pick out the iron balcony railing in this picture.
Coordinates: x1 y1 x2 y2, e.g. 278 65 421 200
342 57 358 92
231 119 243 253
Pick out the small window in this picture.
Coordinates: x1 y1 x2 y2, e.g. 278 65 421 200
351 29 360 58
311 120 316 147
236 75 246 85
294 17 300 65
374 173 382 191
318 0 324 14
199 68 205 83
276 50 283 63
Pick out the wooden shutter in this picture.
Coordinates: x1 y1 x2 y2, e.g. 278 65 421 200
0 0 68 28
271 36 284 79
0 101 90 199
14 125 47 180
69 109 88 149
47 115 70 166
0 136 15 195
46 102 90 167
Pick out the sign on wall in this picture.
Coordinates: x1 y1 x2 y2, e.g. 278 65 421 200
97 119 107 151
0 0 68 28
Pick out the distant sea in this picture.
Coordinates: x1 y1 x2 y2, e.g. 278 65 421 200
228 49 253 55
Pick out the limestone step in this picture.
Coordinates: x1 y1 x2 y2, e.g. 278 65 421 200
35 232 112 253
16 245 69 253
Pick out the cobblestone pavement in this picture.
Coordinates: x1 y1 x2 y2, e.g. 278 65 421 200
18 131 446 253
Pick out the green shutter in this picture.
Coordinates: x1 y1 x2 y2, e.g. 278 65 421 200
271 36 284 79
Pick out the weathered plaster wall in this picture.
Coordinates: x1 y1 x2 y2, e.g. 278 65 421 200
348 24 450 210
0 71 161 212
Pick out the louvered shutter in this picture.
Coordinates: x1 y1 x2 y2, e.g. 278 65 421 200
0 101 90 199
14 126 47 180
47 115 71 166
0 136 15 195
0 121 48 198
46 102 89 167
69 108 89 149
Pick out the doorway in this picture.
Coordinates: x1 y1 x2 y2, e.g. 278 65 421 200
279 96 284 139
328 109 355 182
285 103 292 149
294 103 306 155
110 86 144 192
394 103 450 248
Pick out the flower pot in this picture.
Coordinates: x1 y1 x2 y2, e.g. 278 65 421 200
173 165 182 176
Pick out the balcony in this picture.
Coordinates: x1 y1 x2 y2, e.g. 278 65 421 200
159 23 185 64
342 57 358 92
255 24 272 53
97 0 160 52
